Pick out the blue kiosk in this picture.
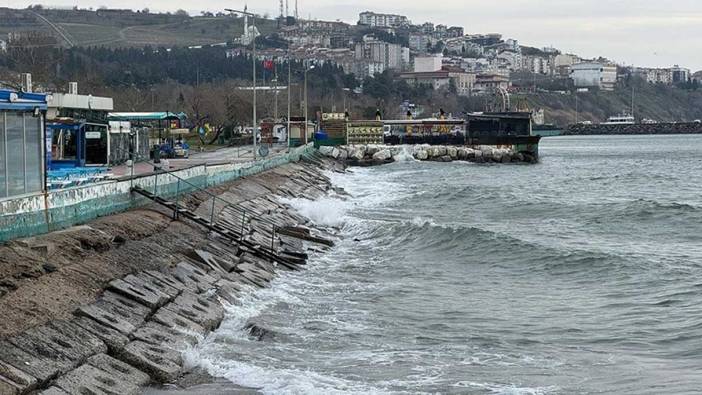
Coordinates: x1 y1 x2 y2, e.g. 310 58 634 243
0 89 48 199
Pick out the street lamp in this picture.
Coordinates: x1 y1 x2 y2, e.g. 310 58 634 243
226 7 257 160
304 63 315 146
287 53 291 152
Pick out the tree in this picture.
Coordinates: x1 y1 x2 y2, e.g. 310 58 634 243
175 9 189 16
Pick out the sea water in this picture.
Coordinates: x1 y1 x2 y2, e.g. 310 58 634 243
185 135 702 394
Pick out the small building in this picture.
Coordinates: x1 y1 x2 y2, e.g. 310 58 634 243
399 70 452 90
46 83 115 168
670 65 691 84
570 62 617 91
107 112 187 159
414 56 443 73
400 69 476 97
0 89 48 199
474 74 510 94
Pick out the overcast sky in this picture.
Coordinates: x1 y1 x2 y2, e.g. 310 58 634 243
9 0 702 71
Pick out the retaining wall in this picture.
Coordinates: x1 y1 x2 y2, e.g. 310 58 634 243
0 145 314 243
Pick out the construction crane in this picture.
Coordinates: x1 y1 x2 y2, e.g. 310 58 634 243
279 0 284 19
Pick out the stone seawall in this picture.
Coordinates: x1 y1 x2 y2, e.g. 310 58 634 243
319 144 537 165
0 152 341 394
564 122 702 136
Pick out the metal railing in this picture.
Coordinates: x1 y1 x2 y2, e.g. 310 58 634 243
114 145 282 249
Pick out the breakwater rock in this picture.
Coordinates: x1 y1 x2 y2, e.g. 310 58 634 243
318 144 537 166
0 152 339 394
564 122 702 136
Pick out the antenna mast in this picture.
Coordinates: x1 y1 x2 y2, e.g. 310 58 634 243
295 0 298 19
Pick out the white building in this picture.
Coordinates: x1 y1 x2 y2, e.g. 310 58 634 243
496 50 521 71
570 62 617 91
522 55 551 75
414 56 443 72
670 65 691 84
553 54 579 76
354 38 405 77
0 39 6 52
358 11 409 28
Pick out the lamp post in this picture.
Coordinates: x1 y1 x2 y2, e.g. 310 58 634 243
304 63 315 146
287 54 291 152
226 7 258 160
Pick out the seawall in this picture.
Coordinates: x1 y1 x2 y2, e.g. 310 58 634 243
0 152 341 394
0 145 314 243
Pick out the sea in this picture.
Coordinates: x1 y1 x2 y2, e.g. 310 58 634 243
183 135 702 394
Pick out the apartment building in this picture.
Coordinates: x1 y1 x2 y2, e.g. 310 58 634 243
570 62 618 91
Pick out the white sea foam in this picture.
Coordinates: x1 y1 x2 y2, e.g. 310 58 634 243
279 196 348 227
453 381 559 395
392 146 418 162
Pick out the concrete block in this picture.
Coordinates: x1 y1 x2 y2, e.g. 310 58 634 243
172 261 219 293
239 263 275 282
0 340 67 384
6 333 78 376
215 278 243 305
125 272 181 300
108 278 169 310
72 316 129 353
151 308 207 336
223 271 265 289
143 270 188 292
55 363 142 395
132 322 199 351
25 320 107 365
116 341 181 383
39 387 69 395
187 249 236 273
0 359 38 394
86 353 150 387
75 304 137 335
164 291 224 331
99 290 152 327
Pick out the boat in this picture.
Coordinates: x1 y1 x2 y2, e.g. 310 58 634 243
603 113 635 125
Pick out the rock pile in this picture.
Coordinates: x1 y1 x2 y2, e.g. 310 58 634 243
318 144 537 165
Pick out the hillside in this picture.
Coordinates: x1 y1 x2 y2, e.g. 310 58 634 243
0 7 278 48
520 82 702 126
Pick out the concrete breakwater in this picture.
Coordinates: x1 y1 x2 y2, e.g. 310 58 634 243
319 144 537 165
0 153 341 394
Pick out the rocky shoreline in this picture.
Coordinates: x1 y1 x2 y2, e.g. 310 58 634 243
0 152 341 395
319 144 537 165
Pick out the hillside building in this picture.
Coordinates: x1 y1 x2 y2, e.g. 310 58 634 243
354 38 405 77
358 11 409 28
570 62 617 91
474 73 510 94
414 56 443 72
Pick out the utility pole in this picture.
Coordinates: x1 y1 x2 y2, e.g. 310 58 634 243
575 91 579 124
274 64 279 122
227 7 258 160
304 62 315 146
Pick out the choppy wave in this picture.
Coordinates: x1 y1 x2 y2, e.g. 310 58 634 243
186 136 702 394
